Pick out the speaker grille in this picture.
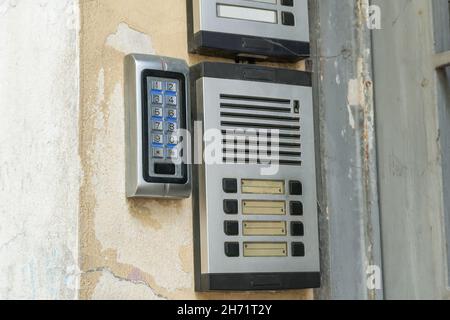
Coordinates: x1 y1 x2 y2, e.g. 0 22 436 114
219 94 302 166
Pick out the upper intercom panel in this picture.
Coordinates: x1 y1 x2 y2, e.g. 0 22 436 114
187 0 310 62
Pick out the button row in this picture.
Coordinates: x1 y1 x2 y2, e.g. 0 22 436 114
152 107 177 119
224 242 305 257
151 80 177 92
151 94 177 106
224 221 304 236
222 178 303 195
152 147 179 160
152 120 177 132
223 199 302 216
152 134 178 145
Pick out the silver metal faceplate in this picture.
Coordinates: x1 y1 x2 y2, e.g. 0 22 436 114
197 77 319 274
124 54 191 199
193 0 310 42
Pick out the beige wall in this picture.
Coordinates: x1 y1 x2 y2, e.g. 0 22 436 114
79 0 311 299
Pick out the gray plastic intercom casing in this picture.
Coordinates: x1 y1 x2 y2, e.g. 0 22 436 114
124 54 191 199
187 0 310 62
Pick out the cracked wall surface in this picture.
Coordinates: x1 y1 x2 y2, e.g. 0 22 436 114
0 0 80 299
78 0 312 300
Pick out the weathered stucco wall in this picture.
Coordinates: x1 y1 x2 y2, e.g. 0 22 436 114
0 0 80 299
79 0 311 299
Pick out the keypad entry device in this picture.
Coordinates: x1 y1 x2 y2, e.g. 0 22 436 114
124 54 191 198
187 0 310 62
191 62 320 291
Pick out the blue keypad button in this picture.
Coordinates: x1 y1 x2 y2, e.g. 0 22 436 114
167 109 177 119
152 107 163 118
166 95 177 106
152 81 163 90
152 121 164 131
167 122 177 132
167 135 178 145
166 82 177 92
167 147 178 160
152 134 163 144
152 148 164 158
152 94 163 104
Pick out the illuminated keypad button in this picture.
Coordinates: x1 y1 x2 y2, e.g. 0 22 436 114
152 148 164 158
152 121 164 131
167 148 178 160
152 107 163 118
167 109 177 119
167 122 177 132
166 82 177 92
166 95 177 106
152 81 163 90
152 94 163 104
167 135 178 145
152 134 163 144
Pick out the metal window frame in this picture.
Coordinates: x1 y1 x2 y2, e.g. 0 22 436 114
310 0 383 300
312 0 450 300
433 0 450 289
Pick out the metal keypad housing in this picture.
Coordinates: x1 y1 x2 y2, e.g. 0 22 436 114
124 54 191 199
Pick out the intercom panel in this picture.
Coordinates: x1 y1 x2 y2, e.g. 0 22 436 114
187 0 310 62
191 62 320 291
124 54 191 198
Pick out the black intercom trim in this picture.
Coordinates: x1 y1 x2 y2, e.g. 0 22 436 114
186 1 309 62
186 0 310 62
190 69 206 291
200 273 321 291
192 31 310 63
190 62 312 87
186 0 196 53
141 69 188 185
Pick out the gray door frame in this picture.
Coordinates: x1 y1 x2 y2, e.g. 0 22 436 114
312 0 450 299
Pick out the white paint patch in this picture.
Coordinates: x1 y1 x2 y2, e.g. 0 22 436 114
106 22 155 55
346 104 356 130
346 78 360 129
347 78 360 106
0 0 80 299
92 271 165 300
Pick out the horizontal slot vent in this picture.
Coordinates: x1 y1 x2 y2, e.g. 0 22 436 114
220 112 300 122
220 94 302 166
220 94 290 104
221 103 291 113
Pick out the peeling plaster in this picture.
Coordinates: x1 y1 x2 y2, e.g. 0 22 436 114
79 0 312 300
106 22 155 55
91 270 166 300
